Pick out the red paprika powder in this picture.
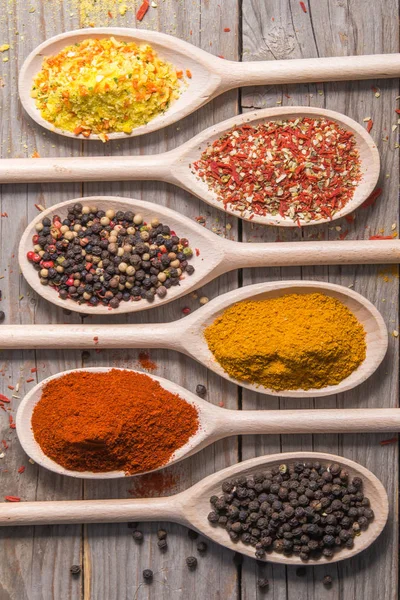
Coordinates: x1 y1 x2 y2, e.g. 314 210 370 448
31 370 199 475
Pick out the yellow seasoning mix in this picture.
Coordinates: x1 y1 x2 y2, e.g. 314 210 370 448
204 293 366 391
31 37 182 140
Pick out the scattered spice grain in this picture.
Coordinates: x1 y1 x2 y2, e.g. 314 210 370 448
192 117 361 223
196 541 208 554
136 0 149 21
4 496 21 502
0 311 5 322
157 539 168 550
323 575 333 587
70 565 81 576
157 529 167 540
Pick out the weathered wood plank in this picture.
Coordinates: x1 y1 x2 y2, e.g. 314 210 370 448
78 3 241 599
241 1 398 599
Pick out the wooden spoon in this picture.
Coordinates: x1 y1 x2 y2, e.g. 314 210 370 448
0 451 388 565
16 367 400 480
1 280 388 398
19 196 400 316
18 27 400 141
3 107 379 226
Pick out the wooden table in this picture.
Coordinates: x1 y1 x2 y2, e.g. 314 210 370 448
0 1 398 598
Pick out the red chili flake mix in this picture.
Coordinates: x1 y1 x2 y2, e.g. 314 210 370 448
30 367 37 373
2 440 8 449
26 378 34 383
136 0 149 21
300 1 307 12
4 496 21 502
366 120 373 133
192 117 361 223
380 437 397 446
0 394 10 403
9 415 16 429
224 27 231 32
17 466 25 474
138 351 157 372
369 235 394 240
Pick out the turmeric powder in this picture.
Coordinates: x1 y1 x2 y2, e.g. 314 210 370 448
204 293 366 391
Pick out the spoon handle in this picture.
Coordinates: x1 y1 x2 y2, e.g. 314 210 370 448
0 153 173 184
220 54 400 89
0 495 185 527
225 239 400 269
0 323 180 349
218 409 400 436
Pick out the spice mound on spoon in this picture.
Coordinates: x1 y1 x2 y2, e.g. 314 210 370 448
204 292 367 392
30 37 184 141
192 117 362 223
207 460 375 562
30 369 199 476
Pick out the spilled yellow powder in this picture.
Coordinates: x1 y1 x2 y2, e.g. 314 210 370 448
378 266 399 283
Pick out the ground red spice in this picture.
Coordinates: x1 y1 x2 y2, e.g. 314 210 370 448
31 370 199 475
138 351 157 371
128 470 178 497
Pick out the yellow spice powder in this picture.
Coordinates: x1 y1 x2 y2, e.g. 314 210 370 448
31 37 182 139
204 293 366 391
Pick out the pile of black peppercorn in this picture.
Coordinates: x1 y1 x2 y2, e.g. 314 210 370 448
27 203 195 308
207 461 374 561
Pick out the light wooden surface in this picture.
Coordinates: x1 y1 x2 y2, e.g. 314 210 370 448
0 106 381 227
16 367 400 479
0 280 389 399
0 453 390 568
0 2 398 600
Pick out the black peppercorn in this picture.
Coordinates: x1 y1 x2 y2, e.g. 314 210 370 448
188 529 199 540
197 541 208 554
323 575 333 587
132 530 143 543
157 539 168 550
70 565 81 576
143 569 153 582
186 556 198 569
257 577 269 590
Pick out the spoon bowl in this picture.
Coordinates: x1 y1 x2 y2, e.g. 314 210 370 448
19 27 400 141
0 451 389 565
16 367 400 479
18 196 400 315
2 281 388 397
6 107 379 226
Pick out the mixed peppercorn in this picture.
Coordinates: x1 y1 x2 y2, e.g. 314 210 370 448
192 118 361 223
207 461 373 561
26 203 195 308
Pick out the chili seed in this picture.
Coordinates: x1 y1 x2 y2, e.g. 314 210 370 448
27 206 195 308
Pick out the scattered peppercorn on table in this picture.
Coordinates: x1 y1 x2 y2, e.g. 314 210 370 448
0 2 399 600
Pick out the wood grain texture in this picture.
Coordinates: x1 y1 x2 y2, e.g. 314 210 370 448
241 0 399 599
0 0 398 599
